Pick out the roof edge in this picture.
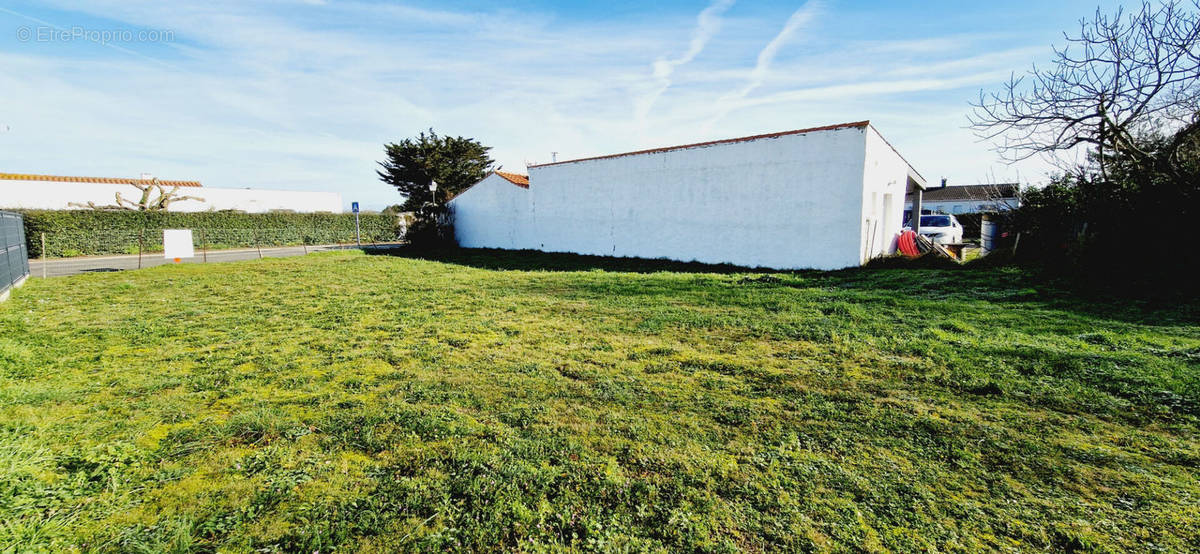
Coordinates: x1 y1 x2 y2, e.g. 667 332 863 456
493 170 529 188
0 172 203 187
446 170 529 203
528 120 871 168
862 124 926 188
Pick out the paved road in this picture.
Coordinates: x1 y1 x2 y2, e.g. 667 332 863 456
29 243 401 278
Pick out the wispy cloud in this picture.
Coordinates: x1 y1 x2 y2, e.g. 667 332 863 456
704 0 823 129
0 1 1064 208
633 0 735 129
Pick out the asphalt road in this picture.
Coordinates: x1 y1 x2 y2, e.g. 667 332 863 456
28 243 400 278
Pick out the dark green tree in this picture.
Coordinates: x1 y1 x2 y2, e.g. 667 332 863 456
377 130 494 211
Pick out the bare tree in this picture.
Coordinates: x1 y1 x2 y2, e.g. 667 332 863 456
971 1 1200 178
70 178 204 211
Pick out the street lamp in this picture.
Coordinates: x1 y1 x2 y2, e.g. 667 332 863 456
429 181 438 204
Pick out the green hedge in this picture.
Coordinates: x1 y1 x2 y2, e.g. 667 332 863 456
19 210 401 258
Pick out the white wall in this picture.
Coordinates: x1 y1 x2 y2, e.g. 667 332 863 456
450 124 923 270
861 126 922 262
0 180 342 213
450 173 533 249
527 127 869 270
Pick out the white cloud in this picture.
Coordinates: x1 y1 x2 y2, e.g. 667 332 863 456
633 0 736 130
704 0 824 130
0 1 1065 209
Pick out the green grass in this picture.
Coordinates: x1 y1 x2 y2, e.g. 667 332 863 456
1 249 1197 552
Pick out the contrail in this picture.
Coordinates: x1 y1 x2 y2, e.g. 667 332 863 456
634 0 736 127
705 1 823 129
0 5 182 71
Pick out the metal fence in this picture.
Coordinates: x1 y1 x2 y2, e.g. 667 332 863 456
1 211 31 297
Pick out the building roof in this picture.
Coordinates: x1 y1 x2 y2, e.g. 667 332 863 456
907 184 1019 202
493 170 529 188
446 170 530 203
0 173 202 187
528 121 872 168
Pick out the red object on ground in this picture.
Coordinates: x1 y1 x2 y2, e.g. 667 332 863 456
898 230 920 257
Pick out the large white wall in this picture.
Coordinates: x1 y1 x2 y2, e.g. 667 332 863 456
529 127 869 270
451 124 924 270
0 180 342 213
860 126 922 262
451 173 534 249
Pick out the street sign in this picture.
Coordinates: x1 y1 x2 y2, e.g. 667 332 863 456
352 202 361 246
163 229 194 262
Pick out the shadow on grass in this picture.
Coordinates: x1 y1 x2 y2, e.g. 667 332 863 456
364 246 778 275
365 247 1198 327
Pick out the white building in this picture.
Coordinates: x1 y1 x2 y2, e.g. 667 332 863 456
0 173 342 213
904 183 1020 215
450 121 927 270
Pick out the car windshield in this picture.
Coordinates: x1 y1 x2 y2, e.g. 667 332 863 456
920 215 951 227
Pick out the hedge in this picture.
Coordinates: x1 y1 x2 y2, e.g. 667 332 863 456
18 210 402 258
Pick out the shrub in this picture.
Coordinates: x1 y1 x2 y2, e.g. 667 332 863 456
18 210 401 258
404 205 456 250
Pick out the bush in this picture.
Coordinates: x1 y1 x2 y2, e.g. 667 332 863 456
19 210 401 258
405 205 456 250
1007 122 1199 293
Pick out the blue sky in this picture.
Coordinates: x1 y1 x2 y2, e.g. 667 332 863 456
1 0 1135 209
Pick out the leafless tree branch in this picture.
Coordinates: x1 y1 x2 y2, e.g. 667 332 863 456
971 1 1200 175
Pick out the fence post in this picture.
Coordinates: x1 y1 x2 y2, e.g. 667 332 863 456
40 233 47 278
201 229 208 263
255 229 263 259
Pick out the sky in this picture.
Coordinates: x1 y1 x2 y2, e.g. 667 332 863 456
0 0 1138 210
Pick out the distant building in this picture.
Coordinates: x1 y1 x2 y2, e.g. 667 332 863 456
0 173 342 213
905 183 1019 215
450 121 927 270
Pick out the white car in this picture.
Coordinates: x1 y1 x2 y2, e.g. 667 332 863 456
908 214 963 244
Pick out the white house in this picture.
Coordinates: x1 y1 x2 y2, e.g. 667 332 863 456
0 173 342 213
904 183 1020 215
450 121 927 270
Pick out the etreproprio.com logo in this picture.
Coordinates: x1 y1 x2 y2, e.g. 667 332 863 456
16 25 174 45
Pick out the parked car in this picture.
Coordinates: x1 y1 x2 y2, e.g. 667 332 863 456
906 214 963 244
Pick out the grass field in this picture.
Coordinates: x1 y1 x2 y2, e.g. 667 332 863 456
1 249 1197 552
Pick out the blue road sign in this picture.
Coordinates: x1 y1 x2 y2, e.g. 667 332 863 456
351 201 359 213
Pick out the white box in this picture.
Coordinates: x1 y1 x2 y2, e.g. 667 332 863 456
163 229 195 260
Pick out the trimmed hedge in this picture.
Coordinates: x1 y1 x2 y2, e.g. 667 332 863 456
19 210 401 258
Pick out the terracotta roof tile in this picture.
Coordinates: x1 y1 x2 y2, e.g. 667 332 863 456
0 172 202 187
493 170 529 188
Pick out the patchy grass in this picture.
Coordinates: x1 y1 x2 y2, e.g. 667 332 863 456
0 249 1197 552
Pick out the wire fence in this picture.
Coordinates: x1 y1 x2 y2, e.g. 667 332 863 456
1 211 30 296
35 227 405 259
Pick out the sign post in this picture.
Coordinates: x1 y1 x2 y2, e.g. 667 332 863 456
352 201 360 246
